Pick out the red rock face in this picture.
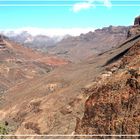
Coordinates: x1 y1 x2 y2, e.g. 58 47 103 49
75 40 140 139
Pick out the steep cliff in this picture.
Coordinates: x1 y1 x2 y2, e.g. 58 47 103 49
75 25 140 139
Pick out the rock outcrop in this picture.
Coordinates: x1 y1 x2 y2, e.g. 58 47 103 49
127 16 140 38
134 16 140 26
0 35 6 46
75 18 140 139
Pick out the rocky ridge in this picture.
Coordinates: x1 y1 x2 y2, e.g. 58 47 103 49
75 18 140 139
48 26 129 62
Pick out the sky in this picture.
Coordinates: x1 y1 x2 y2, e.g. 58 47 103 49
0 0 140 36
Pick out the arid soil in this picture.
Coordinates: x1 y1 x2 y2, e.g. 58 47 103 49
0 21 140 139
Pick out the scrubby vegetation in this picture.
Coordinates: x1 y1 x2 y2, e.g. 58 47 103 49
0 122 8 138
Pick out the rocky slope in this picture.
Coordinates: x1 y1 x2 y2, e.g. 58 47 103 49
48 26 129 62
75 27 140 139
0 25 139 139
0 36 69 99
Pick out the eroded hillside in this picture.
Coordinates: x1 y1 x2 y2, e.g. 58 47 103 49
48 26 129 62
0 36 69 105
75 33 140 139
0 19 140 139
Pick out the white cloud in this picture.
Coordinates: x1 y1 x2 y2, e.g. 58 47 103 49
73 2 95 13
1 27 95 37
72 0 112 12
104 0 112 7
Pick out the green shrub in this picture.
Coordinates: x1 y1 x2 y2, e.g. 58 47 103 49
0 123 8 138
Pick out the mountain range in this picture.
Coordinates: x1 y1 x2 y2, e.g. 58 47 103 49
0 17 140 139
3 26 129 62
2 31 65 51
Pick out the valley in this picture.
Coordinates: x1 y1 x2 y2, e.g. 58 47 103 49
0 16 140 139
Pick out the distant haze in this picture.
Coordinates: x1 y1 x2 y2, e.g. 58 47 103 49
0 27 95 37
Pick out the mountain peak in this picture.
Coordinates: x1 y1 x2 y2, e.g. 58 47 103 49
134 15 140 26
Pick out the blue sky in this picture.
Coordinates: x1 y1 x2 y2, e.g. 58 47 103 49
0 0 140 35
